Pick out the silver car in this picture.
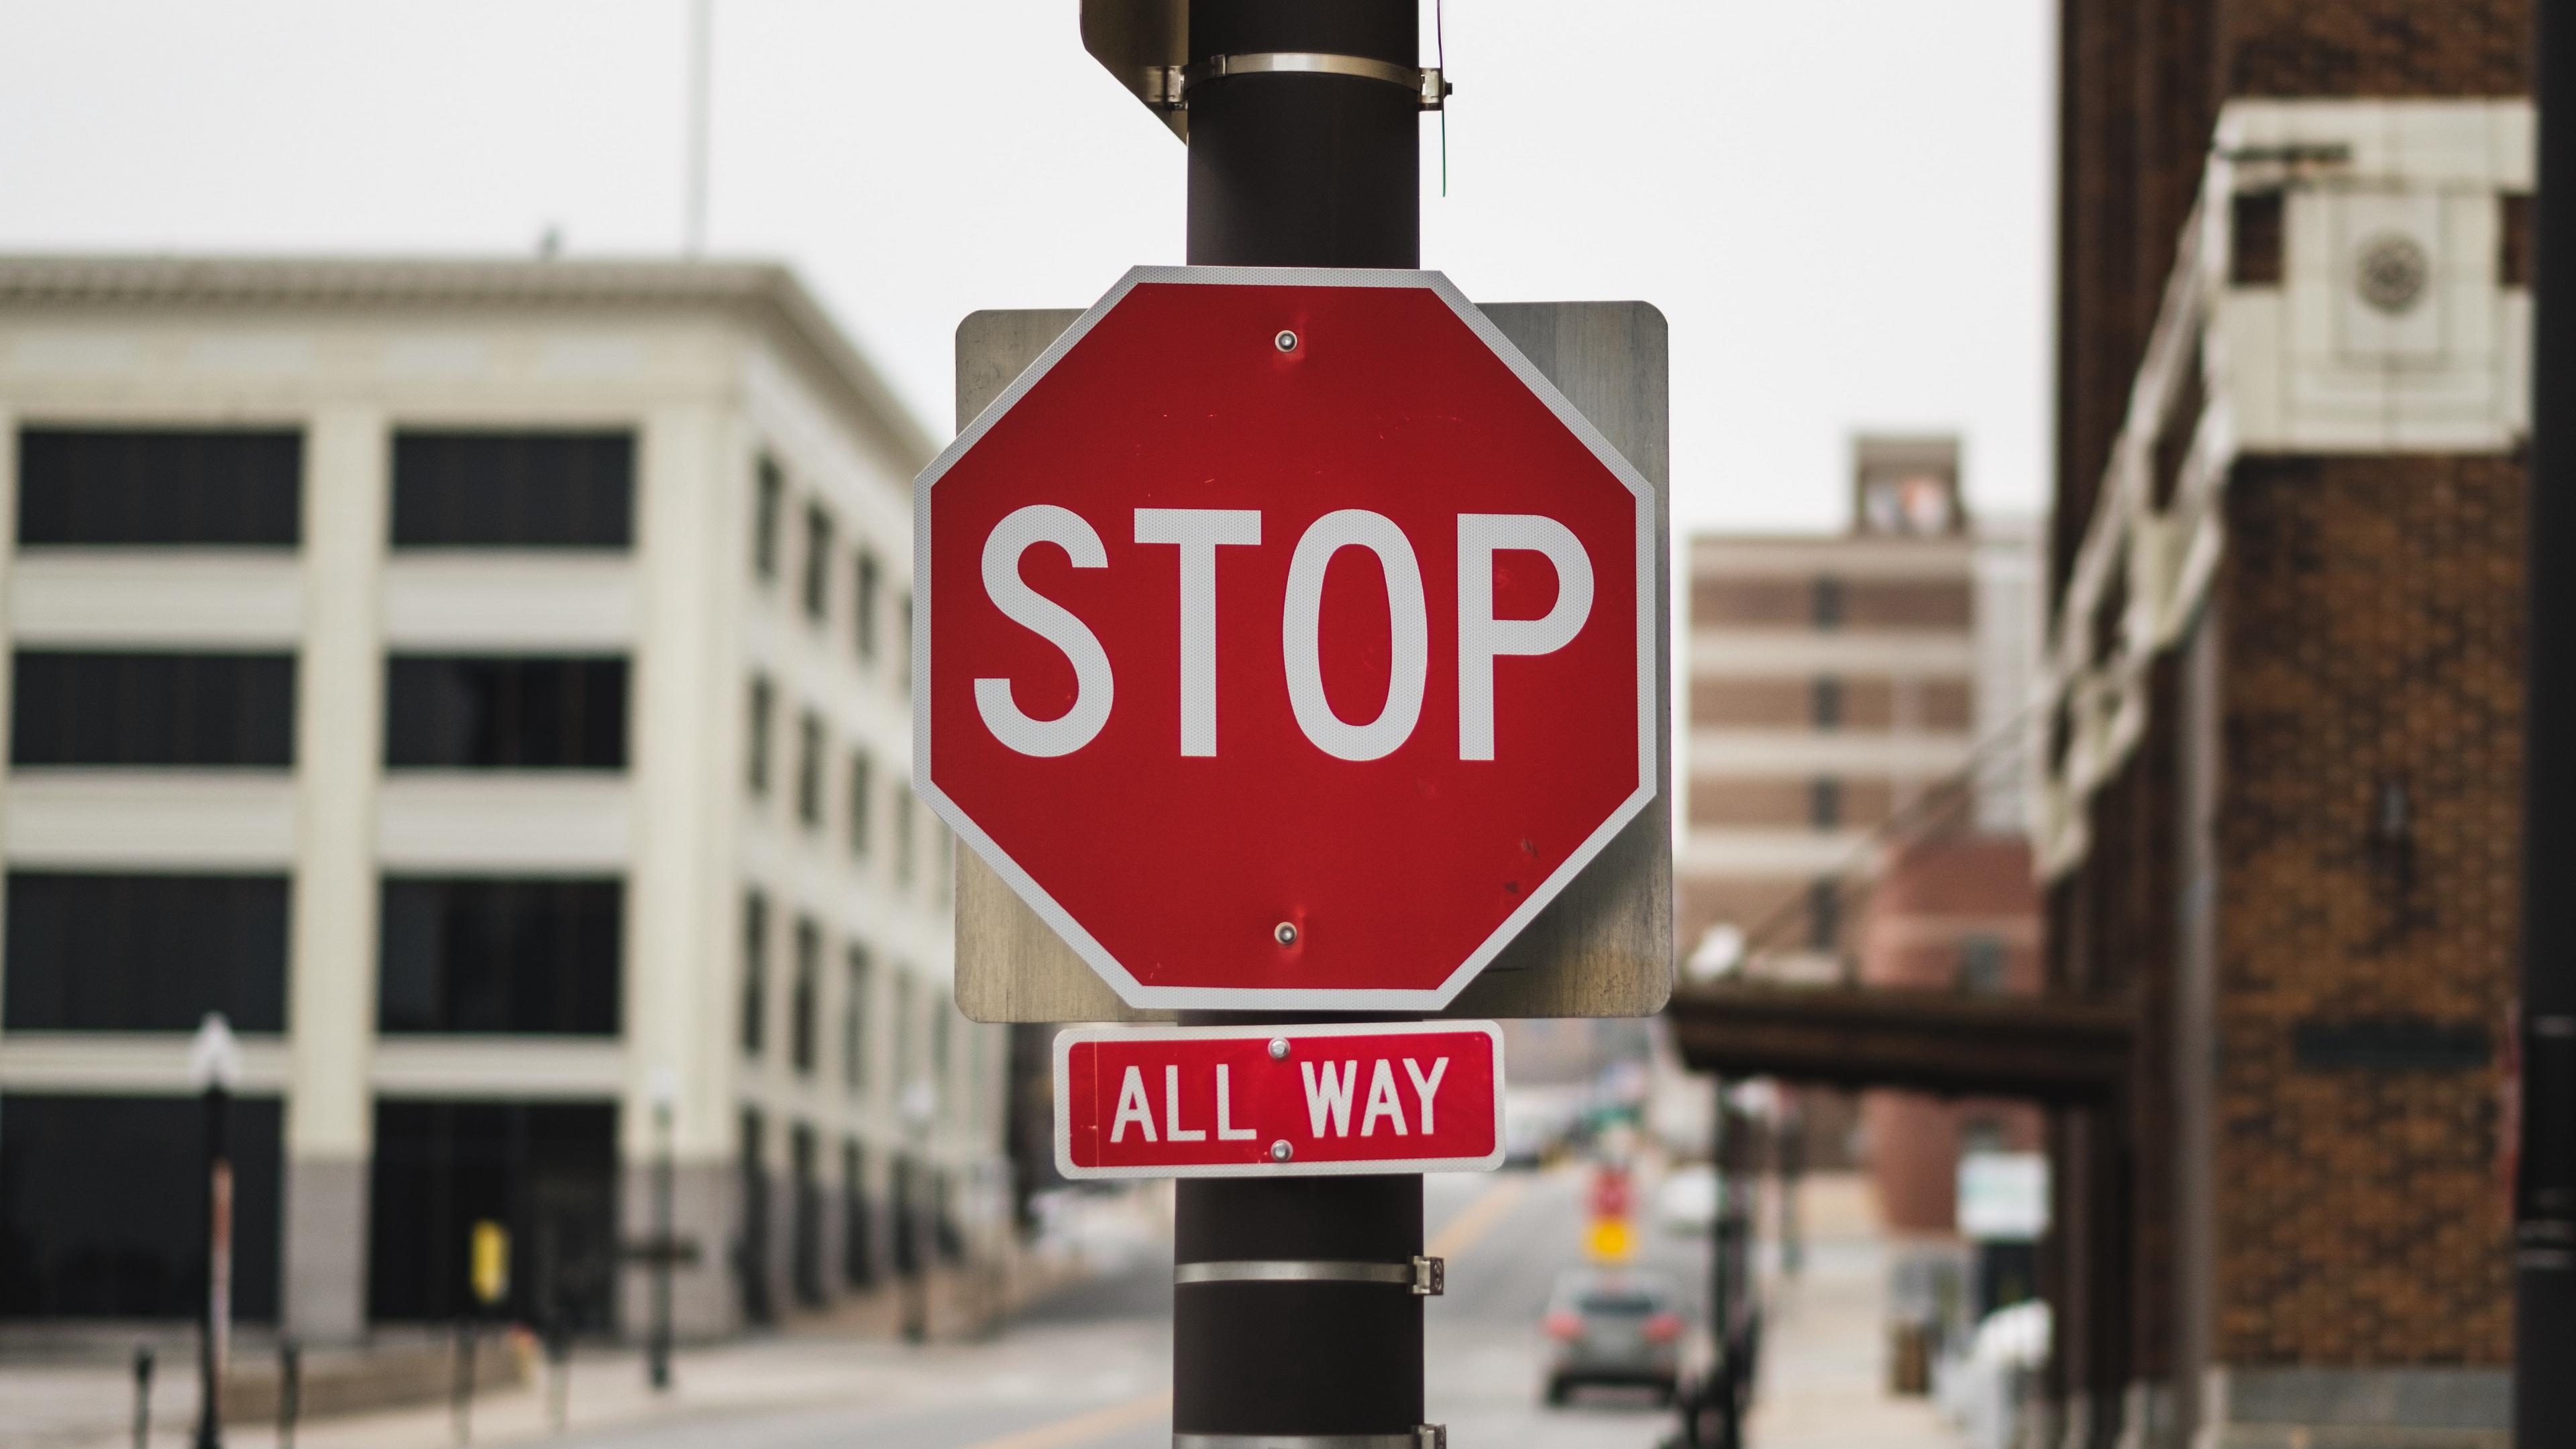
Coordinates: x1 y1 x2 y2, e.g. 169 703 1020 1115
1541 1267 1685 1405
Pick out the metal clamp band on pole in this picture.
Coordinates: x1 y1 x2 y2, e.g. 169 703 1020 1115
1174 1256 1444 1295
1175 1428 1444 1449
1151 54 1448 111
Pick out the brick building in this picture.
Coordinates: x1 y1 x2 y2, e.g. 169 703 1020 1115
1680 437 2032 979
2034 4 2529 1444
1679 441 2039 1189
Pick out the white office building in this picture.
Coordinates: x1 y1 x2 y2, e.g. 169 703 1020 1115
0 256 1002 1341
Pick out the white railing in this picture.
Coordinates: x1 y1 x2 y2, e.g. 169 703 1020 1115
2032 156 2242 879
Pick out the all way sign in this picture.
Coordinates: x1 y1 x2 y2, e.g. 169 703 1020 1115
1054 1021 1505 1179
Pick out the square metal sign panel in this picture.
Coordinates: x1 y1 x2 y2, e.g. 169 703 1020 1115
915 267 1657 1011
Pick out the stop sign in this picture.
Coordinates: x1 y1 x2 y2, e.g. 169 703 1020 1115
915 268 1656 1010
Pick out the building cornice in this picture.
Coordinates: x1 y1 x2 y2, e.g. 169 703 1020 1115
0 254 938 469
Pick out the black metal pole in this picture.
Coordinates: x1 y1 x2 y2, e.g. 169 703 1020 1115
2521 6 2576 1444
133 1345 153 1449
277 1338 299 1449
194 1084 230 1449
1175 9 1426 1442
1185 0 1419 270
649 1104 674 1391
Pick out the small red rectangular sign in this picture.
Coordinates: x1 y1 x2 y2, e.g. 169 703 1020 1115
1053 1021 1507 1179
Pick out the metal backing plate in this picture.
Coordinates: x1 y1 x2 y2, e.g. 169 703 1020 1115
949 300 1672 1022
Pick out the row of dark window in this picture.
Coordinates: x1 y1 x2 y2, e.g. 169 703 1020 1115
17 427 633 549
749 455 908 676
0 1093 956 1321
1 872 619 1035
9 652 627 769
738 889 945 1099
734 1112 953 1322
745 675 928 879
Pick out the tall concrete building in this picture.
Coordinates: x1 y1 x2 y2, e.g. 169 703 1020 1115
0 258 1004 1341
1679 436 2035 981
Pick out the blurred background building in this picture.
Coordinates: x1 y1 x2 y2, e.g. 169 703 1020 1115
2032 4 2530 1445
0 257 1006 1342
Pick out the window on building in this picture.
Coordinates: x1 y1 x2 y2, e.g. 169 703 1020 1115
853 549 882 662
795 712 825 828
2504 193 2537 288
1959 934 2008 996
843 1140 875 1287
0 1095 282 1318
378 878 621 1034
746 676 775 797
893 787 917 888
1808 878 1841 953
893 975 918 1089
738 1107 773 1323
896 592 914 691
1810 777 1843 830
1811 576 1844 629
17 428 301 547
5 872 288 1032
12 651 294 767
391 431 633 548
844 947 871 1093
368 1101 614 1326
802 504 834 622
741 890 768 1056
847 750 874 859
791 917 820 1075
385 656 628 769
932 1002 952 1087
1812 676 1843 730
791 1124 825 1307
2231 191 2286 286
752 455 785 580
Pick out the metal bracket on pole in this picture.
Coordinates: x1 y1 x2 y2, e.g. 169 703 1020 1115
1143 54 1449 114
1173 1256 1445 1295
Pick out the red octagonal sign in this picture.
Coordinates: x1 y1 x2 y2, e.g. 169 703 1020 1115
915 268 1656 1010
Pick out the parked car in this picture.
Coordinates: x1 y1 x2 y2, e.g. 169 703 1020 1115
1540 1267 1685 1405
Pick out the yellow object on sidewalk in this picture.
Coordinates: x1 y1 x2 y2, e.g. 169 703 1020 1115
1585 1217 1633 1262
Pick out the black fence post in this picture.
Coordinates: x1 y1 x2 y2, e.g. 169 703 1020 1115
277 1338 299 1449
132 1346 153 1449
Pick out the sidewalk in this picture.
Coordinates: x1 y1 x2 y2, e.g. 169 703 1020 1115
1743 1173 1966 1449
0 1250 1108 1449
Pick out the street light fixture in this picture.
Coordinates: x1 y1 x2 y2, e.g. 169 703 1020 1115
187 1014 241 1449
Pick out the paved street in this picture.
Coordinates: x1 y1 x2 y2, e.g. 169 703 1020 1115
4 1166 1961 1449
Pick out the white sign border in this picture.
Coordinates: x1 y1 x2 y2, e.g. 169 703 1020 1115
1051 1020 1509 1181
916 266 1660 1011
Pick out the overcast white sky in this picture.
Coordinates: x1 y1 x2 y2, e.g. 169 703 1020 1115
0 1 2053 535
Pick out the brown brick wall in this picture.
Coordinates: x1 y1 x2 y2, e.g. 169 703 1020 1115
1866 1093 2048 1234
1842 580 1972 630
1678 876 1847 959
2220 1 2530 97
1690 776 1894 830
1690 578 1972 632
1693 578 1811 628
1691 678 1945 731
2210 455 2522 1366
1690 678 1817 729
1921 679 1974 731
